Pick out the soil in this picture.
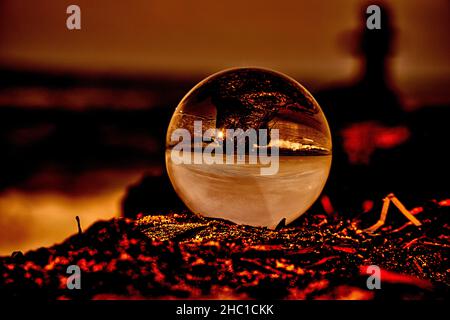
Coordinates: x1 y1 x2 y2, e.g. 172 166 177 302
1 198 449 300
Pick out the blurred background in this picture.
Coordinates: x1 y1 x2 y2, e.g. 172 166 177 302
0 0 449 254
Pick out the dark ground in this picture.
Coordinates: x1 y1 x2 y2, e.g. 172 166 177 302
0 197 448 300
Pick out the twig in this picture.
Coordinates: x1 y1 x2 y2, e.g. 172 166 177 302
76 216 83 235
422 241 450 249
365 193 422 233
365 194 390 233
412 258 424 275
390 195 422 226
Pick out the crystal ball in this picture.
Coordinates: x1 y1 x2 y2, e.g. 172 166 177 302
166 67 332 228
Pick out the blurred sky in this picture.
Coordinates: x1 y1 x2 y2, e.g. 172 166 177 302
0 0 449 106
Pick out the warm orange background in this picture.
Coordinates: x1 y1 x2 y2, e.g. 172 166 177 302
0 0 449 105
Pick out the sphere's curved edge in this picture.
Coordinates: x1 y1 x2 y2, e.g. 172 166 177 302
165 67 333 228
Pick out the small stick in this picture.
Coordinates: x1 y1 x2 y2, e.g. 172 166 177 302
422 241 450 249
76 216 83 235
412 258 424 275
365 195 390 233
403 237 422 249
390 195 422 226
365 193 422 233
389 221 413 234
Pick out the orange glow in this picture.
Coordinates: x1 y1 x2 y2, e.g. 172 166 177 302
0 1 449 105
0 168 147 255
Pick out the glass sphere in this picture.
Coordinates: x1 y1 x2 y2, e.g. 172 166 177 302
166 67 332 228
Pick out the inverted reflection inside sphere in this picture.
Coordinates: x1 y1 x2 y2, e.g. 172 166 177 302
166 68 332 228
